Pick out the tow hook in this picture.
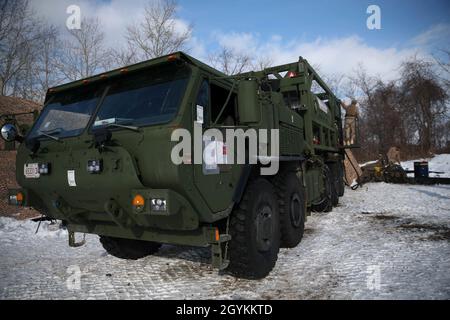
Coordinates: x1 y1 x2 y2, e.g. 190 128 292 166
68 231 86 247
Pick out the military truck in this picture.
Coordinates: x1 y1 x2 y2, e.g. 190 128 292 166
1 52 345 279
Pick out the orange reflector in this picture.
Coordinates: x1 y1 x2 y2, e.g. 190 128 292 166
132 194 145 207
16 192 24 202
167 54 178 62
215 228 220 242
82 80 89 84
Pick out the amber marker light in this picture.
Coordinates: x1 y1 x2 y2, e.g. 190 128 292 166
16 192 24 203
167 54 178 62
215 228 220 242
132 194 145 207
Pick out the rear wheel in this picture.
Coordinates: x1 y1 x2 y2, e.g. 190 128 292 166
329 165 339 207
99 236 161 260
312 165 333 212
336 161 345 197
274 171 306 248
227 178 280 279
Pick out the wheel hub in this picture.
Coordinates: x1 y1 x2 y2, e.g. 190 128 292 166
290 193 302 227
256 205 273 252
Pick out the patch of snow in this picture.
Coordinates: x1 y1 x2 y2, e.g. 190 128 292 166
360 160 378 168
401 154 450 178
0 183 449 300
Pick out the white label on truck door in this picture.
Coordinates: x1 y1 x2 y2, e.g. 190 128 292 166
67 170 77 187
196 105 204 124
24 163 40 178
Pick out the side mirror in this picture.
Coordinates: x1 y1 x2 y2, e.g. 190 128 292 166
1 123 19 142
238 80 261 124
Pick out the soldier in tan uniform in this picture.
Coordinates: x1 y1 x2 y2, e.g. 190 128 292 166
341 99 358 145
386 146 401 164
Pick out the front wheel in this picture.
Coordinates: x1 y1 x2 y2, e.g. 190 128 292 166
227 178 280 279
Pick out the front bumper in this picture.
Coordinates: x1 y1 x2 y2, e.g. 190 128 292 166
9 187 199 231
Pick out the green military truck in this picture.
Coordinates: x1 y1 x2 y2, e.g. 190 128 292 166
1 52 345 279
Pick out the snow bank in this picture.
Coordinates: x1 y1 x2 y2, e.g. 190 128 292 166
0 216 67 240
401 153 450 178
359 154 450 178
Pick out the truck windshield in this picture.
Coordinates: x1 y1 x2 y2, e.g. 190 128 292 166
27 86 102 140
92 63 190 129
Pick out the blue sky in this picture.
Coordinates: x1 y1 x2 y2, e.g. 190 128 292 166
34 0 450 80
177 0 449 50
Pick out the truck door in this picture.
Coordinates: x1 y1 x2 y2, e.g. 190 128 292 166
192 79 239 213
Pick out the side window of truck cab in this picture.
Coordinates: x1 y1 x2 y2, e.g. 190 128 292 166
196 79 210 125
195 79 237 127
210 82 237 126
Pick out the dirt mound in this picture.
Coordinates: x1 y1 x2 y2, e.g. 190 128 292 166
0 95 41 115
0 95 41 219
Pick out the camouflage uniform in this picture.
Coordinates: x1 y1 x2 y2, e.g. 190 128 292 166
386 146 401 164
341 100 358 145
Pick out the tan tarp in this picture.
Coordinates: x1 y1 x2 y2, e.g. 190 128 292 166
344 149 362 185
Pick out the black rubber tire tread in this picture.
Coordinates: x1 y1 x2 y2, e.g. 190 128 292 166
273 170 306 248
99 236 161 260
329 165 339 207
227 178 280 279
336 161 345 197
312 165 333 213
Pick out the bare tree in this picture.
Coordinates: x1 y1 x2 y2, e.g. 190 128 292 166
399 57 448 154
108 45 138 68
33 24 61 100
252 56 273 72
57 17 108 81
125 0 192 61
207 46 252 75
432 48 450 91
0 0 41 96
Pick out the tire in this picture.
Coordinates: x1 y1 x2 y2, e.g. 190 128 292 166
329 165 339 207
336 161 345 197
227 178 280 279
273 170 306 248
99 236 161 260
312 165 333 213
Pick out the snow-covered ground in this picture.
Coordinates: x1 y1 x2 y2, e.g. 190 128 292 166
0 182 449 300
360 153 450 178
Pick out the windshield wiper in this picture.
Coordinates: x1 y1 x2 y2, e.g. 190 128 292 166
37 129 62 141
106 123 140 132
39 132 60 141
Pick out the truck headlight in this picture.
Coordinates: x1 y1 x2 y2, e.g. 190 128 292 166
38 163 51 175
87 160 102 174
151 198 167 211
